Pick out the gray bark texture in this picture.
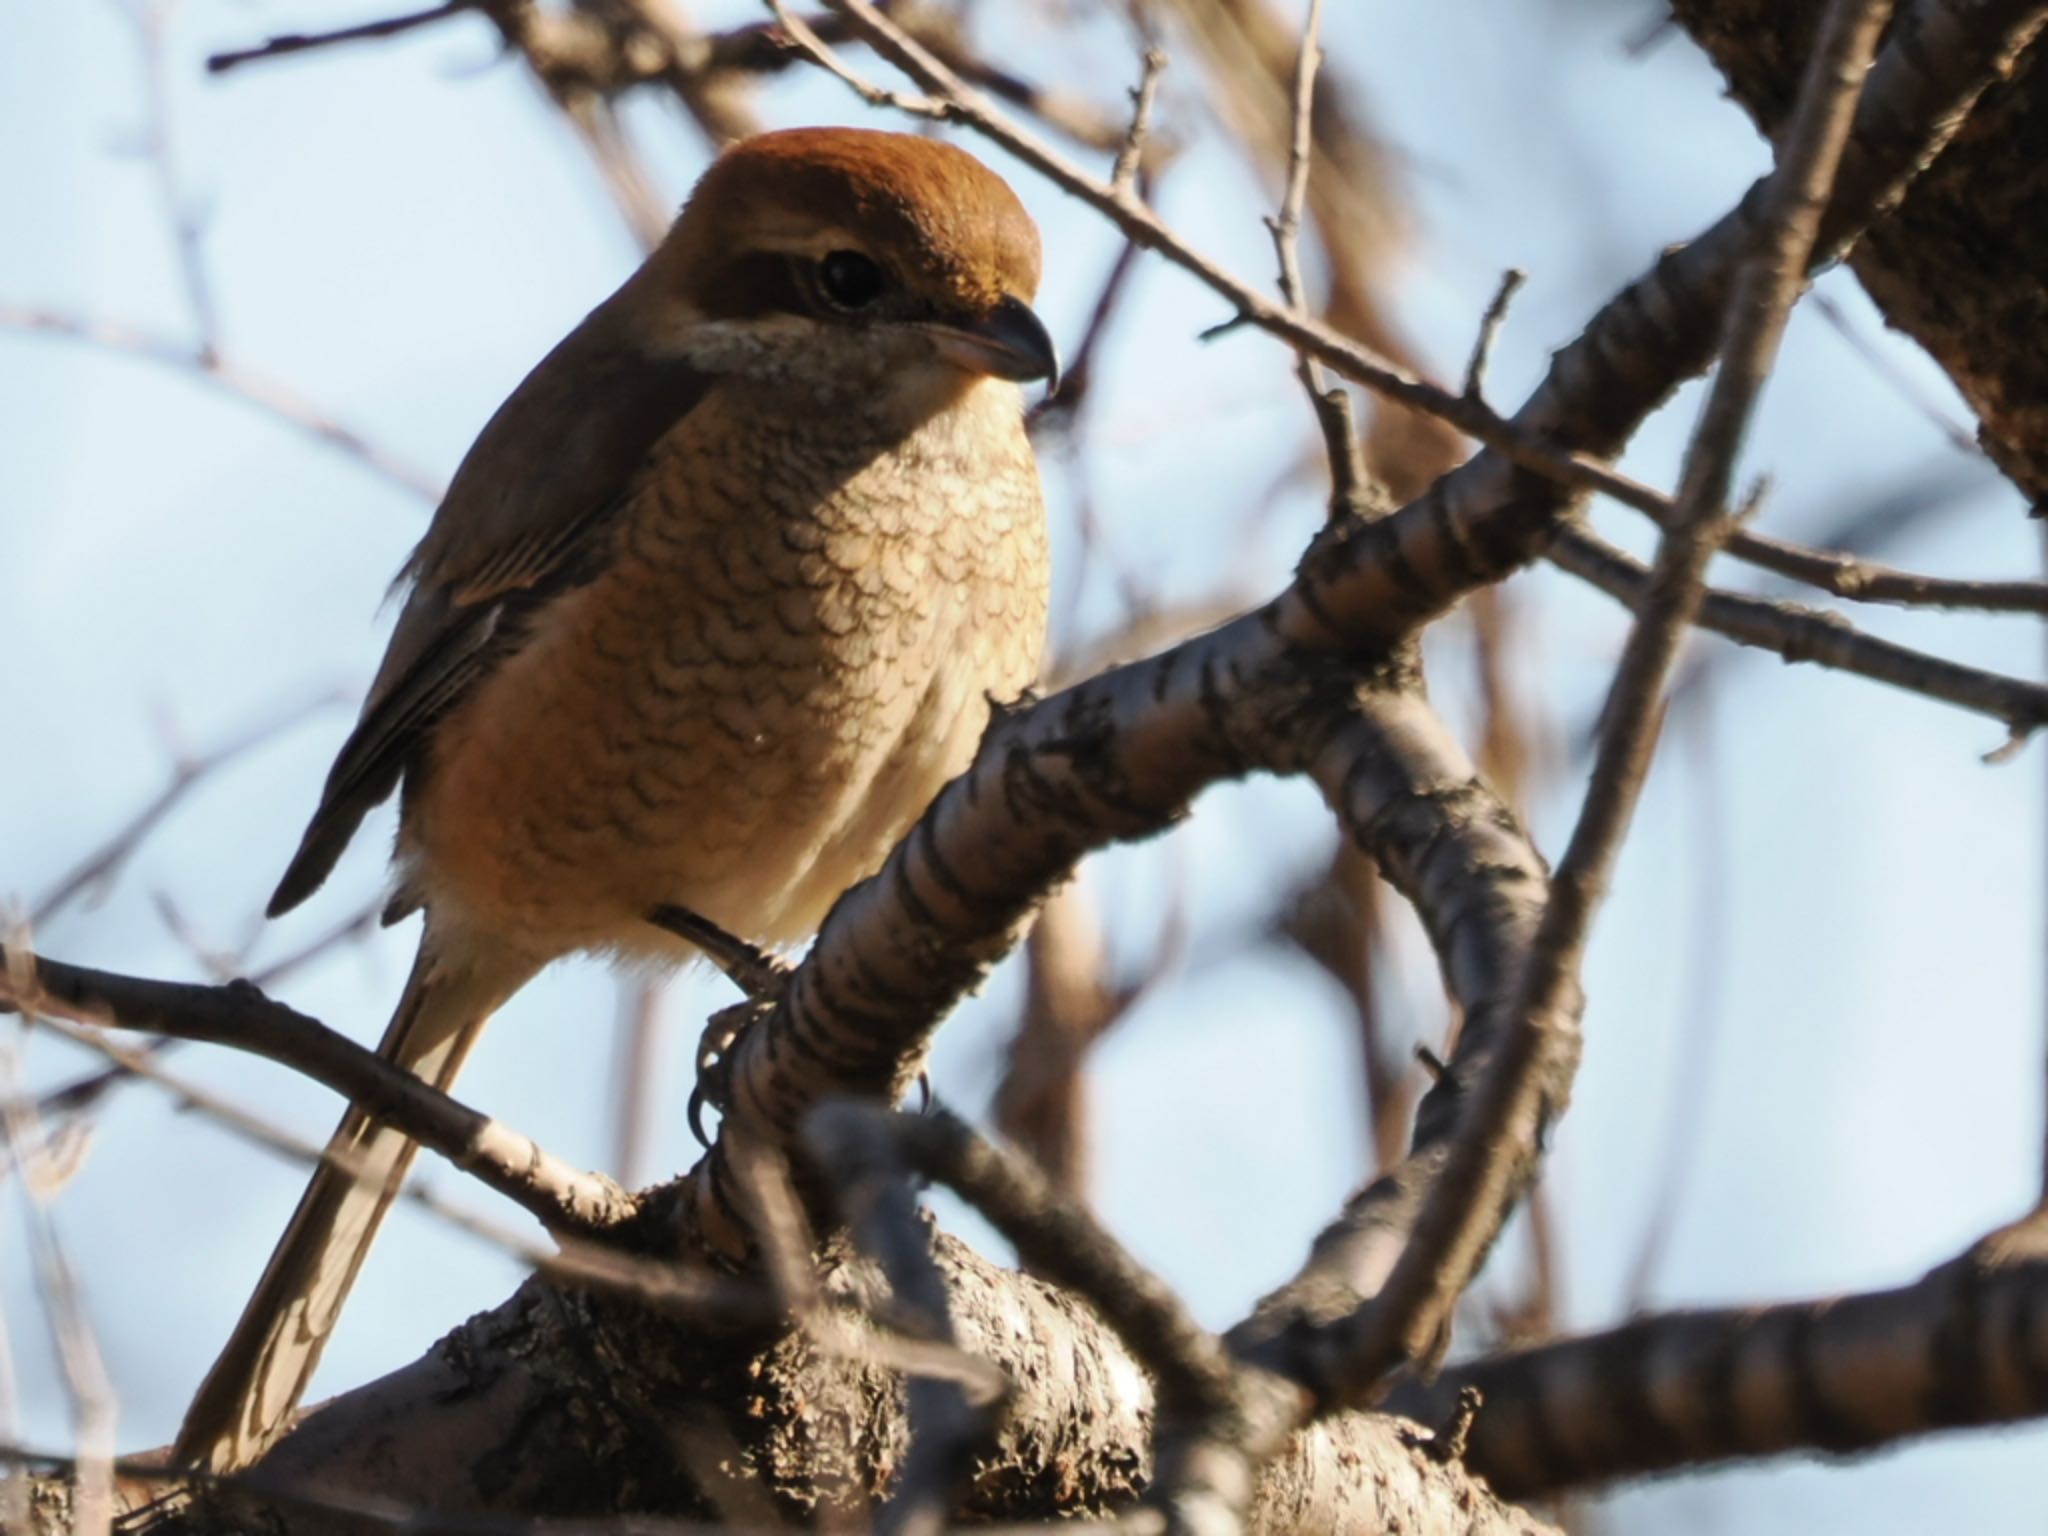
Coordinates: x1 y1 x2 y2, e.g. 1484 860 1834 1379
1675 0 2048 506
31 1230 1551 1536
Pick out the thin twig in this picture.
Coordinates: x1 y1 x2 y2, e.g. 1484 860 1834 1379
809 0 2039 616
0 1020 115 1536
1264 0 1363 509
767 0 947 118
18 897 384 1139
1028 224 1147 433
1810 287 1980 454
206 0 477 74
1549 523 2048 732
31 691 344 926
0 946 637 1233
122 0 221 357
1715 523 2048 613
0 307 442 502
0 1436 818 1535
1462 269 1526 400
742 1135 1009 1390
1109 48 1167 196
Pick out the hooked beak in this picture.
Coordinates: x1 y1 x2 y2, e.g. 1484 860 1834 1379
925 295 1061 392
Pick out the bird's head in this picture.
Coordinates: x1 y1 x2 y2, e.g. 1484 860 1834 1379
622 127 1058 419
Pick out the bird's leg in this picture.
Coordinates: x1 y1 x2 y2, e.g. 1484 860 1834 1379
648 903 789 998
649 904 795 1147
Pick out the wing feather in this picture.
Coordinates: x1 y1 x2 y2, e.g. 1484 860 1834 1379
269 298 713 917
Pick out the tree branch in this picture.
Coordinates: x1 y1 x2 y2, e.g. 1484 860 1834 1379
1395 1208 2048 1496
0 946 635 1234
1549 522 2048 734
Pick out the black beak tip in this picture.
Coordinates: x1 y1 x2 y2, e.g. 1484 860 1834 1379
991 294 1061 391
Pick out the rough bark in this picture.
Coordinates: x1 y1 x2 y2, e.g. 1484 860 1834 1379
40 1230 1552 1536
1674 0 2048 508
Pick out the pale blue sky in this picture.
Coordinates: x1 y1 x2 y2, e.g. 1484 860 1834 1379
4 3 2044 1530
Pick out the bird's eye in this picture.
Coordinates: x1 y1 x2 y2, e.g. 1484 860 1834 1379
817 250 886 311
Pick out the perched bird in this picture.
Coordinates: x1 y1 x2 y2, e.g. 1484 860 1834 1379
177 126 1055 1473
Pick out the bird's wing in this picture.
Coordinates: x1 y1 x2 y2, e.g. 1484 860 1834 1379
268 314 713 917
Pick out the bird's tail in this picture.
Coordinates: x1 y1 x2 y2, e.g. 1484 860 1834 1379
174 930 530 1473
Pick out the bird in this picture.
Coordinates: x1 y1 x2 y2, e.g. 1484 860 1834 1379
176 125 1056 1474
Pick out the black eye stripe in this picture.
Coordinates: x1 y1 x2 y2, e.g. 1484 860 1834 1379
697 251 894 323
700 252 813 321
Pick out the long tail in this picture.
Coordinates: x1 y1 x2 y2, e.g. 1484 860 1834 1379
174 929 530 1473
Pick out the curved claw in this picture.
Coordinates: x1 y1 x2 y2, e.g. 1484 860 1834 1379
688 1079 715 1149
690 998 767 1147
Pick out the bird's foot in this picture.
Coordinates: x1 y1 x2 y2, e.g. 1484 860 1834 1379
689 995 773 1148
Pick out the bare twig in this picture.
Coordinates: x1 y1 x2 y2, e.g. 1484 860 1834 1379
1265 0 1364 510
0 946 637 1233
11 900 382 1170
767 0 947 118
809 0 2040 653
1550 523 2048 732
1110 48 1167 196
0 308 442 502
1712 522 2048 613
1811 287 1980 454
120 0 220 357
1461 270 1526 400
724 1129 1011 1409
1028 225 1147 433
907 14 1137 154
6 993 783 1342
0 1018 116 1536
206 0 477 74
31 692 344 927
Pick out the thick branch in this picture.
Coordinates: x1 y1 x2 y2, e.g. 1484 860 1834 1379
1675 0 2048 506
131 1230 1553 1536
1394 1210 2048 1497
1237 686 1551 1361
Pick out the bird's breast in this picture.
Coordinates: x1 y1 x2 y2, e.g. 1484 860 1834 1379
406 385 1048 959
